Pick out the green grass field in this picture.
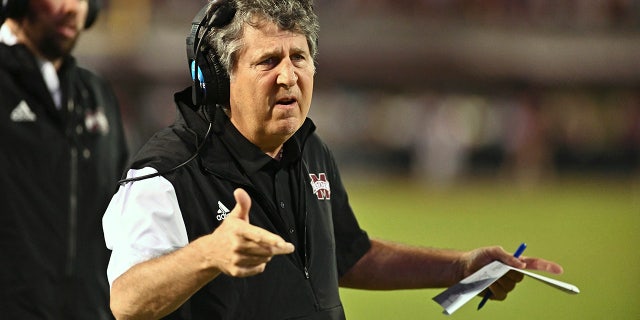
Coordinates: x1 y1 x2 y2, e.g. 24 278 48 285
338 175 640 320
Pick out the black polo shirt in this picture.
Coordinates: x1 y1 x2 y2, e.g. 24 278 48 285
122 91 373 318
220 121 307 257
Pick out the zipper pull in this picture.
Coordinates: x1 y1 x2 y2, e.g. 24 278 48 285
304 267 310 279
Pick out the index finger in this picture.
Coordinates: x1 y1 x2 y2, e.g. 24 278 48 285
521 256 564 274
240 224 295 255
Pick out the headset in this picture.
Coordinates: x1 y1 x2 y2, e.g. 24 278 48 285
186 0 236 108
118 0 235 186
0 0 102 29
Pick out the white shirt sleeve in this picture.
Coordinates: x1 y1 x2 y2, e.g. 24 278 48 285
102 167 189 287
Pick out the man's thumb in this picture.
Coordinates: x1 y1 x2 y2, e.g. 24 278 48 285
230 188 252 222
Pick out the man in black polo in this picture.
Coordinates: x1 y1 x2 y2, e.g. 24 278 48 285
102 0 564 319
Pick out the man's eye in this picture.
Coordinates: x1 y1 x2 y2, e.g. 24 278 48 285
259 57 276 66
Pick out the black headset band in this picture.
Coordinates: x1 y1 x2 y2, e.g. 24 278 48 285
186 0 236 108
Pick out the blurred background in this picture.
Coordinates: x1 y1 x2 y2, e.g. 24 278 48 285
75 0 639 319
77 0 640 187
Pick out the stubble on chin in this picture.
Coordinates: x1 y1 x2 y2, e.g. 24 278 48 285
39 32 79 60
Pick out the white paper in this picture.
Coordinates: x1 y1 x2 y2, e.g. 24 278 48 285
505 266 580 294
432 261 580 315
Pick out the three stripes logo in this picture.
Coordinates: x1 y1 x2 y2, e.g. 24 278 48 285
216 201 230 221
10 100 36 122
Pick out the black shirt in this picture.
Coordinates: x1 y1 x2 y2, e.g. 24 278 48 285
122 89 372 319
222 121 307 260
0 43 127 319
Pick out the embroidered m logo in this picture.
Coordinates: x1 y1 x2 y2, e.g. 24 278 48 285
309 173 330 200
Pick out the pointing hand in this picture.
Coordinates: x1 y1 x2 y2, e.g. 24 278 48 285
203 188 295 277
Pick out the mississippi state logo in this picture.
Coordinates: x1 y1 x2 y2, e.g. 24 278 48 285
309 173 330 200
85 107 110 135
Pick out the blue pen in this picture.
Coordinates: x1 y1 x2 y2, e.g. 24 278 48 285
477 242 527 310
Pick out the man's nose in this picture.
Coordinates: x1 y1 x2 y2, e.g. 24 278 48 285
277 60 298 88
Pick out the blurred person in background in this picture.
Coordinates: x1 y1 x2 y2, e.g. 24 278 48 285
0 0 127 318
102 0 563 319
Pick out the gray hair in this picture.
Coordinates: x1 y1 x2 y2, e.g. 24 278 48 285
206 0 319 76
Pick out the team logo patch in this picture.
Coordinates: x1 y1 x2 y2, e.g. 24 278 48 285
85 107 110 135
309 173 330 200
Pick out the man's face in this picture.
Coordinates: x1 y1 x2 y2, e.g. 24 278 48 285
23 0 88 60
228 19 315 152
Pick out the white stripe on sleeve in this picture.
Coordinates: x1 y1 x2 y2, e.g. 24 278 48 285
102 167 189 287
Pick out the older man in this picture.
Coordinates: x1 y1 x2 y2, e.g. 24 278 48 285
103 1 562 319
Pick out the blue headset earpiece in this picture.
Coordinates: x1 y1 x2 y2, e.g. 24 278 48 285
190 60 206 97
119 0 235 186
186 0 236 107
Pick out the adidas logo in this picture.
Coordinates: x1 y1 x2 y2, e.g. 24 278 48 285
10 100 36 122
216 201 230 221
